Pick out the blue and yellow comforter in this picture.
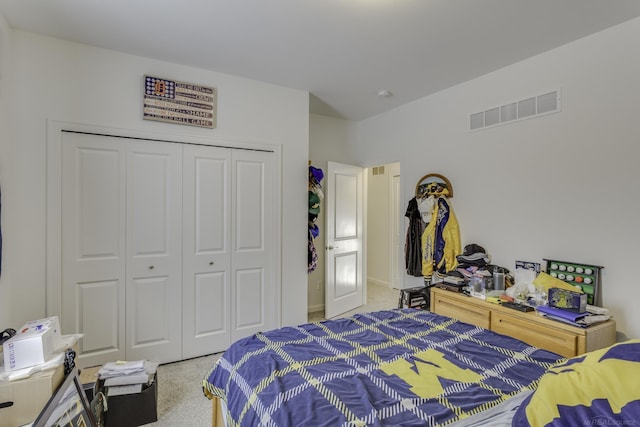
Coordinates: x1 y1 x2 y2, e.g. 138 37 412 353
203 309 563 426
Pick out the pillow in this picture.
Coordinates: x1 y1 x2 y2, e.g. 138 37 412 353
512 339 640 427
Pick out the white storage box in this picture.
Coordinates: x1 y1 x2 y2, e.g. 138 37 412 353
2 316 62 372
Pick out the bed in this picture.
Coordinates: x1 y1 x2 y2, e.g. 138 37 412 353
202 308 640 426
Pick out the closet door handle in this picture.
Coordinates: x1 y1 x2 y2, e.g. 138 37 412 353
326 245 339 250
209 261 214 266
149 265 155 270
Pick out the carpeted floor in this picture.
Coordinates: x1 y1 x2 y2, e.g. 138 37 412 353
145 281 399 426
146 352 221 426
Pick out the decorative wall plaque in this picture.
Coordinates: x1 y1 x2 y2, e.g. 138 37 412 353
143 75 217 128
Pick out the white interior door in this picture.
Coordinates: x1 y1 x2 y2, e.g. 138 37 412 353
325 161 364 319
62 132 127 367
125 140 183 363
231 149 276 341
182 144 231 358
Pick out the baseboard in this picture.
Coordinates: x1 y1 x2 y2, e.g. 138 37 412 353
308 279 392 314
308 303 324 314
367 278 391 288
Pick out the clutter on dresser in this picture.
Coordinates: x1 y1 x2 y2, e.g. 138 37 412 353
435 281 466 293
500 257 612 328
458 256 613 329
448 243 513 299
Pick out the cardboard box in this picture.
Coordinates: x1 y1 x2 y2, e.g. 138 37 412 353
3 316 63 372
80 365 102 401
102 372 158 427
548 287 587 312
0 363 65 427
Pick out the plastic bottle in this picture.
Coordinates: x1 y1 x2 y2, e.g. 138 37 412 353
493 267 505 291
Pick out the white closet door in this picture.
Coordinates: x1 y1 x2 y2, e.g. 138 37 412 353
58 129 277 365
182 145 231 358
231 149 275 341
62 132 127 367
125 141 183 364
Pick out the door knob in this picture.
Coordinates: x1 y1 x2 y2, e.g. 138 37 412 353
149 265 154 270
326 245 338 250
209 261 214 265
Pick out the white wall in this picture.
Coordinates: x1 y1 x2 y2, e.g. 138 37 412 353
0 28 309 330
352 17 640 340
0 13 12 324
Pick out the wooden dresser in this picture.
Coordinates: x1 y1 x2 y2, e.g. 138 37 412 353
430 286 616 358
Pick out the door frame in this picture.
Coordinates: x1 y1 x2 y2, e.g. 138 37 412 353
390 171 403 289
324 161 366 319
46 120 282 327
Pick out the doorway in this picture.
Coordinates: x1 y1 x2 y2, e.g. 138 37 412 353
307 161 401 321
366 162 402 292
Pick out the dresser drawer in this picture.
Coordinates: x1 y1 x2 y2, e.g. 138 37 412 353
432 294 490 329
492 311 577 357
430 287 615 358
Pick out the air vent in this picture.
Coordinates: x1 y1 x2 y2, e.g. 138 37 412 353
372 166 385 175
470 89 561 131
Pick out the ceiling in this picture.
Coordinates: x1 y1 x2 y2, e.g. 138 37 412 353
2 1 640 121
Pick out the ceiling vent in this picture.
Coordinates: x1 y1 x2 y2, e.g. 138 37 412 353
470 89 561 131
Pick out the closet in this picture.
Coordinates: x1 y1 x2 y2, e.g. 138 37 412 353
58 131 276 367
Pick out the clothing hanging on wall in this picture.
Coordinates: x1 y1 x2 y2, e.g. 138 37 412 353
421 196 461 278
308 230 318 273
404 197 424 277
308 165 324 273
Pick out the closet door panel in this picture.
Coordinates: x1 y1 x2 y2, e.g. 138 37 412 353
78 281 119 356
182 145 231 358
235 160 263 251
231 150 275 341
194 272 226 330
235 268 264 329
126 141 182 363
61 132 126 367
130 276 173 343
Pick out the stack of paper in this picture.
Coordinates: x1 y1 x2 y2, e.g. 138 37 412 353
536 306 611 328
98 360 158 396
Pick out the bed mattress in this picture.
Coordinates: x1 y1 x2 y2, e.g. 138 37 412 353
203 308 563 426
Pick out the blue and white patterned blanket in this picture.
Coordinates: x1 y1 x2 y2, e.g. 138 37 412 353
203 309 563 426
